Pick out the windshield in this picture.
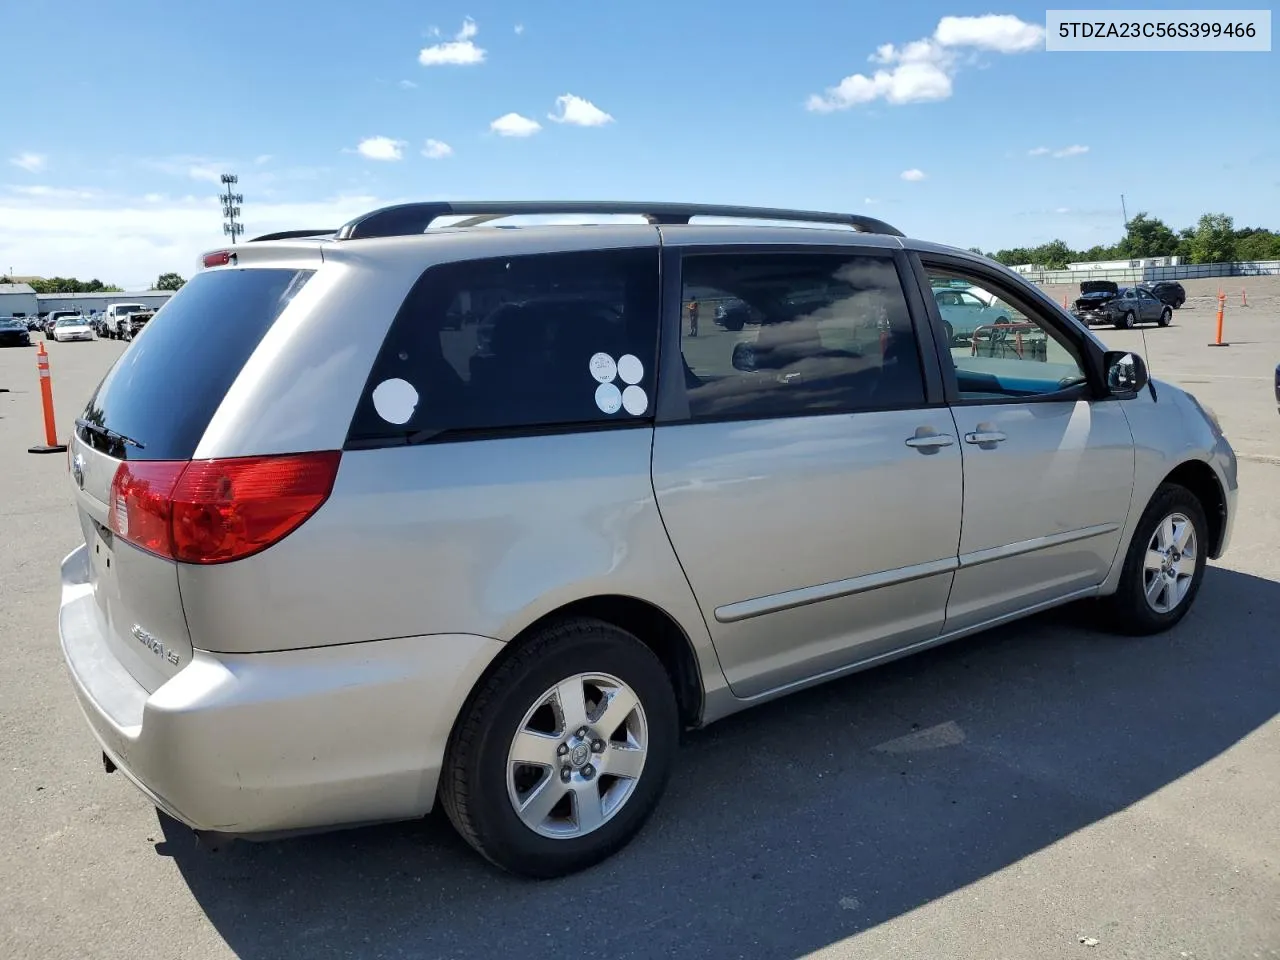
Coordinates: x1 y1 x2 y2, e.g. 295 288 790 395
112 305 146 314
57 317 84 326
0 319 24 329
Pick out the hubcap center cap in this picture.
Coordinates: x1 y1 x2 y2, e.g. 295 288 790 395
568 742 591 768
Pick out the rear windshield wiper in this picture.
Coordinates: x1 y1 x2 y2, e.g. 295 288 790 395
76 418 145 450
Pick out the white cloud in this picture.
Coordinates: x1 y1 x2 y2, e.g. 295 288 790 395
7 185 96 200
0 191 391 291
864 197 879 205
514 23 524 35
900 168 927 181
10 152 47 173
187 164 223 184
548 94 614 127
398 79 418 89
490 113 542 137
355 136 406 161
422 139 453 159
419 18 485 66
1055 206 1071 214
140 155 232 183
1029 144 1090 158
934 14 1044 53
254 154 273 165
807 14 1043 111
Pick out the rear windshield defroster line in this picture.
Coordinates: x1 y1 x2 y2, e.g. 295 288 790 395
78 268 314 461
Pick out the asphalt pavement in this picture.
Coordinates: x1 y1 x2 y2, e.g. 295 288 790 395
1 318 1277 960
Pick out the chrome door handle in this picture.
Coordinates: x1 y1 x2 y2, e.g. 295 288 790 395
964 431 1007 444
905 434 955 449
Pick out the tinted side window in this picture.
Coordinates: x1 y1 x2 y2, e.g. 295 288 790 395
80 268 314 460
347 248 660 444
678 252 925 422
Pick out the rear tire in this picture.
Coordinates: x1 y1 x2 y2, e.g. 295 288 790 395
440 617 679 878
1101 483 1208 636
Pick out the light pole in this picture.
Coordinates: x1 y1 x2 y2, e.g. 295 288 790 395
220 173 244 244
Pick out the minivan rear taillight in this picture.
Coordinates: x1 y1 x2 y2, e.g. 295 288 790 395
109 451 340 564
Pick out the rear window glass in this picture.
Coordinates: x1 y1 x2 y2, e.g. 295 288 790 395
80 268 313 460
346 248 660 446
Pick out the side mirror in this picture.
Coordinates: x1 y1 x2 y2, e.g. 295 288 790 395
731 341 758 372
1104 350 1149 398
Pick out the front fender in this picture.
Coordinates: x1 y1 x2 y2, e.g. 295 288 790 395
1100 380 1237 592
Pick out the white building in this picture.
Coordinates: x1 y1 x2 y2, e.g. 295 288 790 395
0 282 40 317
31 290 174 317
1066 256 1183 272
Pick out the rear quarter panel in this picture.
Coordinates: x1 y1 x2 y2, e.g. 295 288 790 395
176 429 728 701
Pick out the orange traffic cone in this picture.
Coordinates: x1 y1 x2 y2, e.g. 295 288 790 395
28 340 68 454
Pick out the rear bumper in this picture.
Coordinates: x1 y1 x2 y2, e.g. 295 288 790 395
58 544 504 835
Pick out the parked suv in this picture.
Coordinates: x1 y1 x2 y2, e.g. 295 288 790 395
1144 280 1186 309
57 201 1237 879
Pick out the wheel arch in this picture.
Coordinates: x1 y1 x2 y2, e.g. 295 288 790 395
449 594 706 747
1162 459 1228 558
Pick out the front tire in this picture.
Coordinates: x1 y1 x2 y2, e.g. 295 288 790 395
440 618 679 878
1116 311 1136 330
1102 483 1208 635
1158 307 1172 327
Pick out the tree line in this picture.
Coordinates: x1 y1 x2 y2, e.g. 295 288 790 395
0 273 186 293
974 212 1280 270
7 217 1280 291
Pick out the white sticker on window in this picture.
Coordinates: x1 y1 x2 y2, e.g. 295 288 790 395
371 377 419 425
617 354 644 385
622 385 648 416
589 352 617 384
595 382 622 414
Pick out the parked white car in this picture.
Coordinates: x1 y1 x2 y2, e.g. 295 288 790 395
50 317 96 342
933 286 1013 344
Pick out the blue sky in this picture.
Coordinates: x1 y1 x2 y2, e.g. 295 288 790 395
3 0 1276 288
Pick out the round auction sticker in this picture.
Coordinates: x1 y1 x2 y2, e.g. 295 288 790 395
622 385 649 416
617 354 644 385
595 382 622 414
589 352 617 383
371 378 419 425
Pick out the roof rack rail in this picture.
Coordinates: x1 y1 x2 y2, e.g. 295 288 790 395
249 229 337 242
334 202 904 241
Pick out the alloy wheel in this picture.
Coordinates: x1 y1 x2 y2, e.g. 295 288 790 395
506 672 648 839
1143 512 1198 614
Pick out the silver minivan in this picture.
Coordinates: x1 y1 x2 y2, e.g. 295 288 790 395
57 202 1237 877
